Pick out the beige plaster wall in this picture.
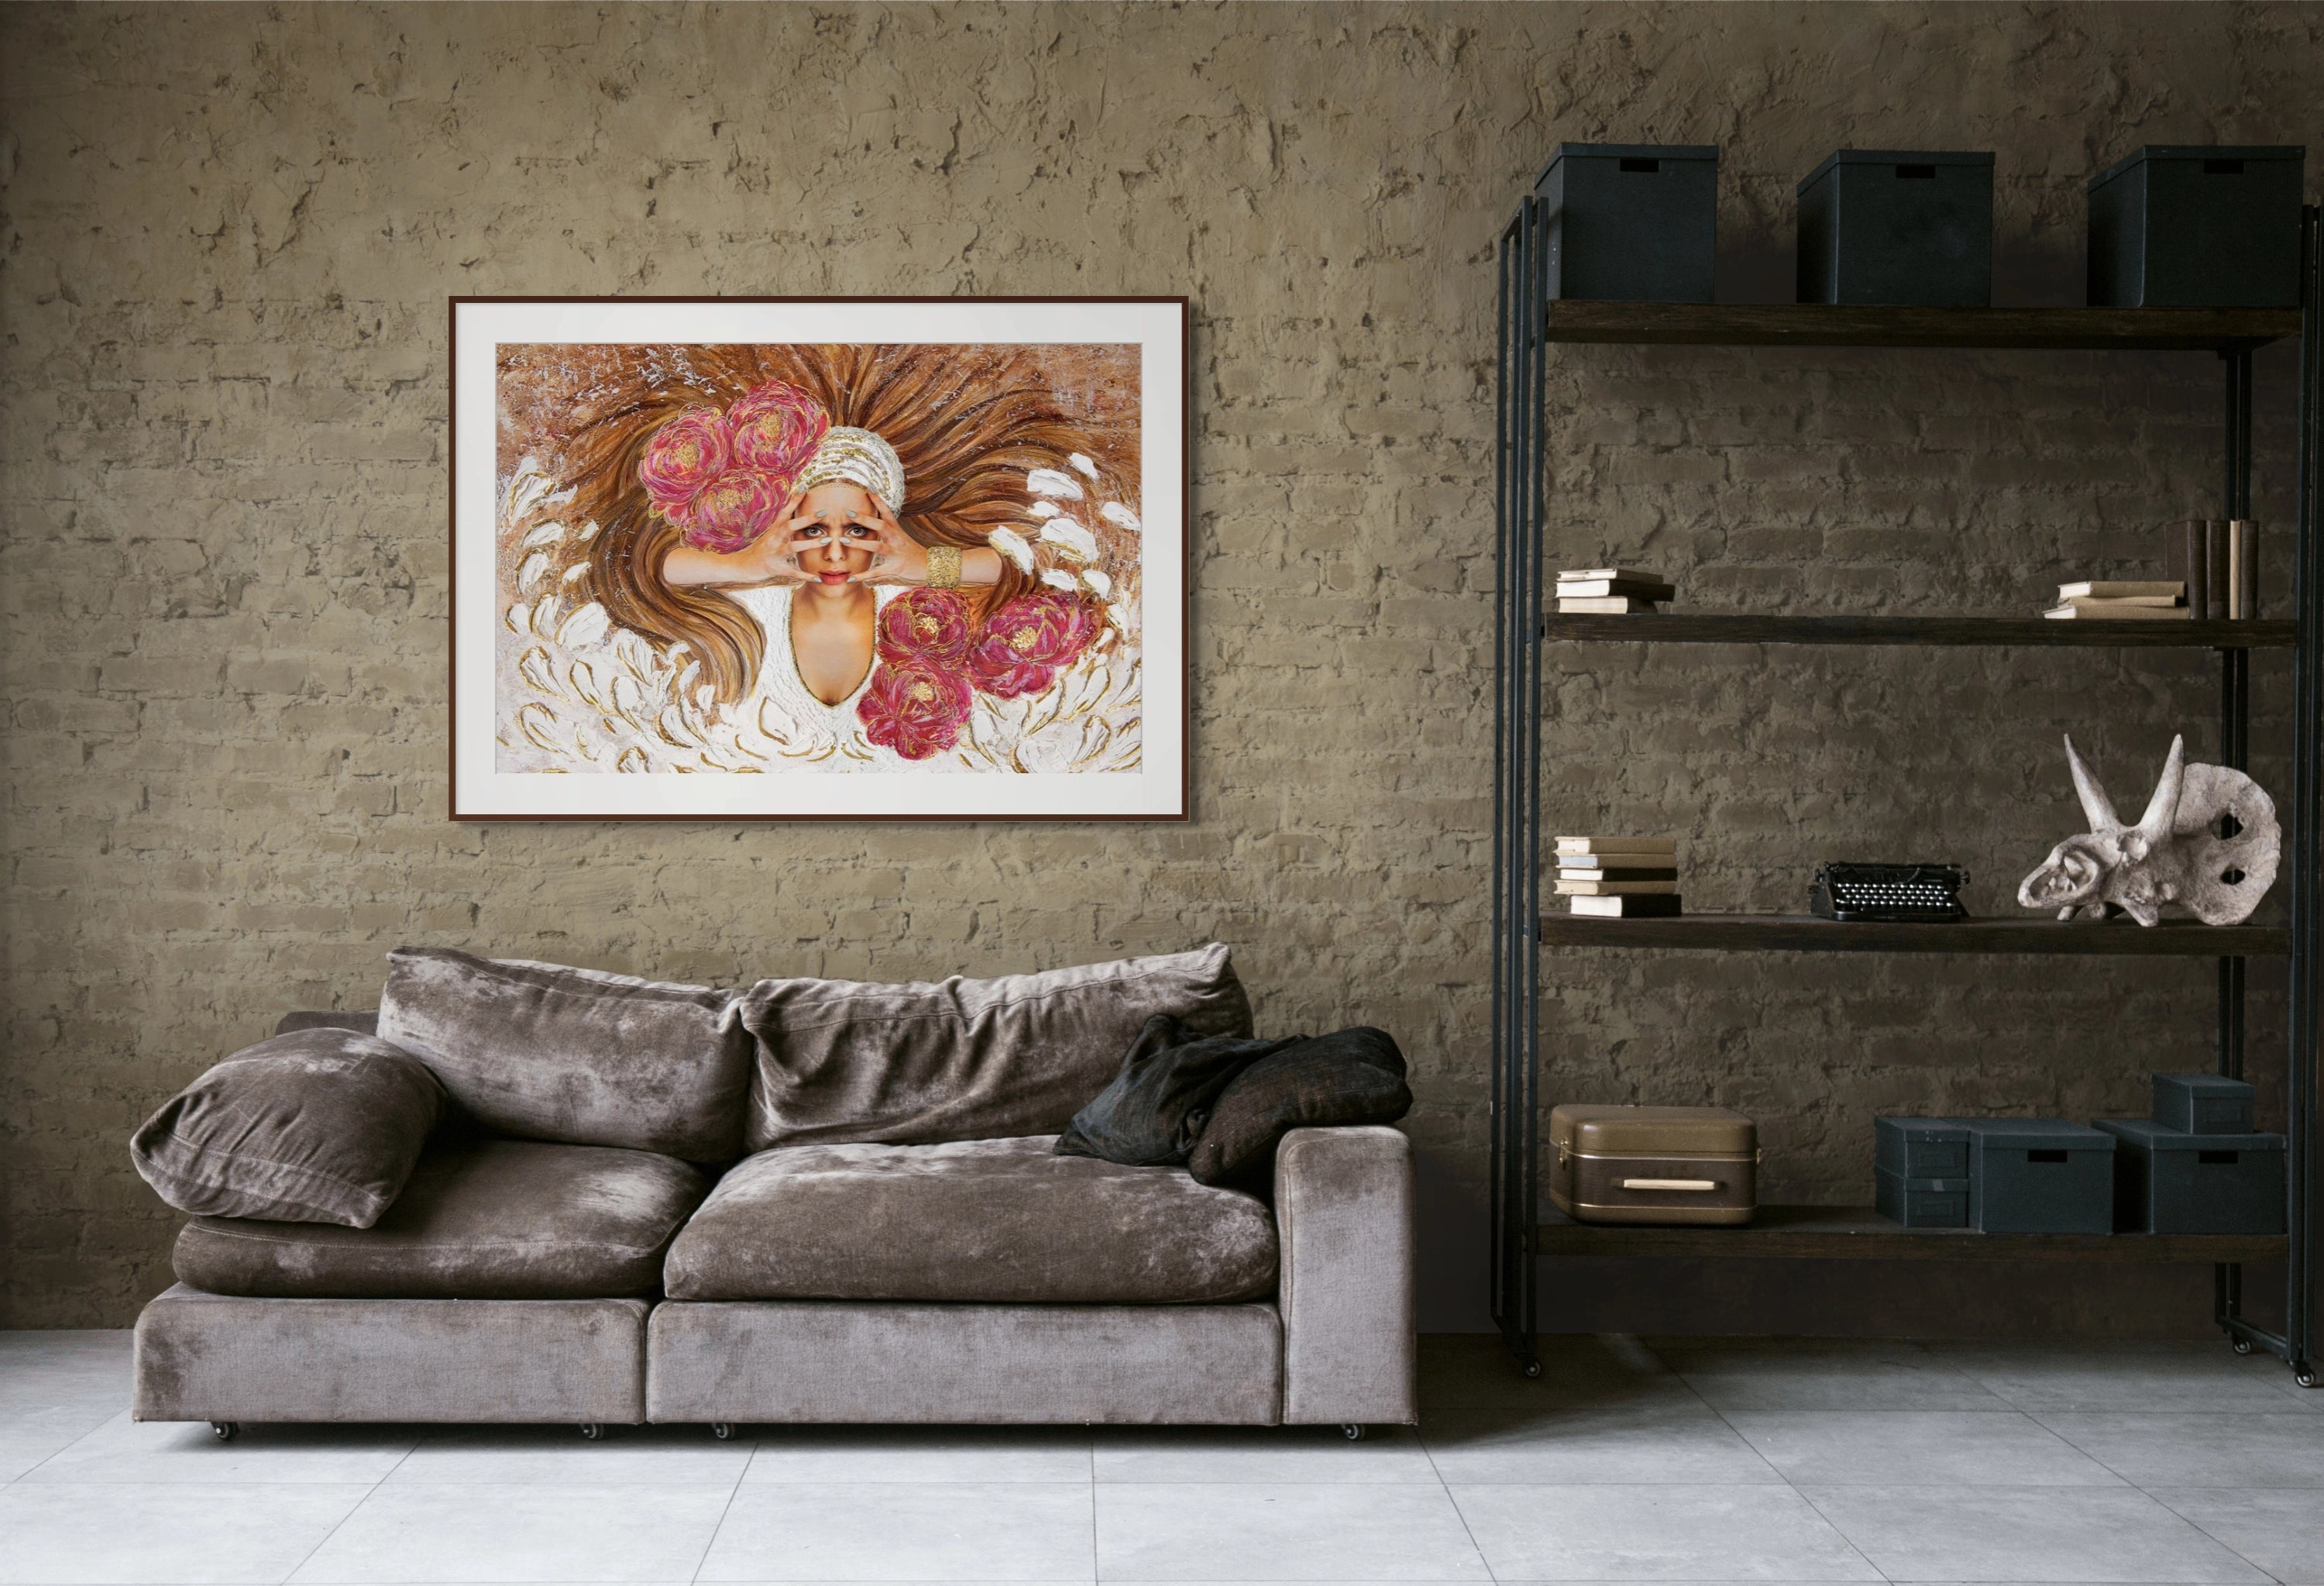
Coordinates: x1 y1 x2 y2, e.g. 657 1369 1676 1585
2 2 2317 1330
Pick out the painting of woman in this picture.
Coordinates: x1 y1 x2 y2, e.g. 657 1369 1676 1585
454 301 1184 821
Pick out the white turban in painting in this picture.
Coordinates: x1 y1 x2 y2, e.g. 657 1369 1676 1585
795 426 906 514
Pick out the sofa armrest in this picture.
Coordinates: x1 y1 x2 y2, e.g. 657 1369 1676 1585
1274 1124 1416 1426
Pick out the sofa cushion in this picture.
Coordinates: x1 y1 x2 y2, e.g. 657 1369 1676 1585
729 944 1253 1152
376 948 751 1161
131 1029 443 1227
662 1135 1277 1304
172 1137 710 1300
1188 1028 1413 1189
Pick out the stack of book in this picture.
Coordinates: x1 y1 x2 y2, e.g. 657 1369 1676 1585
1557 567 1674 614
1555 837 1680 917
2042 580 2188 621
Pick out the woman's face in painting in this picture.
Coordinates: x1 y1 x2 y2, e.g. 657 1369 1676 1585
787 482 882 586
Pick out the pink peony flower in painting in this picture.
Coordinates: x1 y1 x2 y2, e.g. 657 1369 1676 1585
968 590 1097 699
858 661 974 760
679 469 792 554
638 408 732 515
726 380 830 475
876 589 973 669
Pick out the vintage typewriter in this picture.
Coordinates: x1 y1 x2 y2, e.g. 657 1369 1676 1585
1810 862 1969 922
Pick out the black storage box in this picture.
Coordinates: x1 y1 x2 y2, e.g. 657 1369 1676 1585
2095 1119 2285 1235
1875 1168 1971 1228
1875 1116 1972 1179
1965 1120 2116 1234
1796 150 1993 307
2087 146 2305 308
2150 1072 2257 1136
1535 143 1717 304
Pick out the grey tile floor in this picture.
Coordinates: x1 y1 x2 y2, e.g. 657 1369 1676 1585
2 1330 2319 1584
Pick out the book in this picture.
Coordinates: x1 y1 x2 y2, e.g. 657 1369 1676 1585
2167 519 2211 621
2044 603 2193 620
1557 567 1662 584
1556 837 1676 855
2228 520 2258 619
2205 519 2229 620
2045 600 2185 618
1568 893 1683 918
2057 594 2184 609
1554 879 1679 896
1556 577 1678 601
1556 862 1679 880
1556 597 1659 614
2057 581 2185 600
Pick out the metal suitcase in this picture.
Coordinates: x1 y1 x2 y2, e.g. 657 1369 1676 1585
1549 1104 1758 1225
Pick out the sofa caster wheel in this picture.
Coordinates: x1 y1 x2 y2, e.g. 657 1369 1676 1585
1340 1423 1365 1442
712 1423 734 1440
2298 1368 2319 1389
209 1422 238 1443
1522 1359 1543 1379
579 1423 603 1440
2231 1337 2254 1355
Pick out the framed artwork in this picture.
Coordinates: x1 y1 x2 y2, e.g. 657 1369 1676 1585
449 297 1187 821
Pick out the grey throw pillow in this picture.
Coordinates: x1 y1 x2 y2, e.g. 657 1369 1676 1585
1186 1027 1412 1189
376 948 753 1161
729 944 1253 1151
130 1027 443 1227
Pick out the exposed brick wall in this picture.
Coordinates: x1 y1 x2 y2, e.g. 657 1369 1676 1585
2 2 2316 1330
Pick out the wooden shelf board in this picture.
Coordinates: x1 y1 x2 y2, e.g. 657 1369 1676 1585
1541 614 2296 649
1539 301 2302 351
1535 1204 2288 1263
1537 913 2288 956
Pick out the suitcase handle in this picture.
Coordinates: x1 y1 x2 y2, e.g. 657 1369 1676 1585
1621 1178 1719 1192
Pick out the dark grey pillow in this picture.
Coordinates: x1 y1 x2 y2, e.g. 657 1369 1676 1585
130 1028 443 1227
376 948 754 1161
1056 1014 1302 1166
1187 1027 1412 1188
730 944 1253 1151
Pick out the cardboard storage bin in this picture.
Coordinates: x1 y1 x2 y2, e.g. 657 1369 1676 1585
2150 1072 2257 1136
1549 1104 1756 1225
2087 146 2305 308
1796 150 1993 307
1535 143 1717 304
2096 1120 2286 1235
1965 1120 2116 1234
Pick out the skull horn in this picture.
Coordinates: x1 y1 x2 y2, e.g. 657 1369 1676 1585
2063 735 2120 832
2136 734 2188 841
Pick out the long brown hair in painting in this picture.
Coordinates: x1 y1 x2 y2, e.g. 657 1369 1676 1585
517 343 1138 708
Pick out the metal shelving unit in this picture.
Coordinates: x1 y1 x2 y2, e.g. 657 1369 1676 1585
1490 200 2323 1385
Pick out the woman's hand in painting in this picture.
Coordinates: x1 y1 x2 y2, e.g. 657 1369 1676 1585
845 497 1003 588
844 495 930 585
659 487 815 589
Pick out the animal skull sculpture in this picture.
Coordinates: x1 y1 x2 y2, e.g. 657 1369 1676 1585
2017 735 2279 926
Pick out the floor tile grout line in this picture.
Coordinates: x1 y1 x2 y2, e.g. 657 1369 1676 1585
686 1428 757 1586
1428 1446 1503 1585
2139 1481 2302 1586
1785 1478 1904 1585
267 1423 423 1586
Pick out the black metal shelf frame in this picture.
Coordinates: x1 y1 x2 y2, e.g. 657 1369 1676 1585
1490 198 2323 1386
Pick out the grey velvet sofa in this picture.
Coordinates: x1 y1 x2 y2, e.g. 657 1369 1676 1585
131 946 1416 1438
